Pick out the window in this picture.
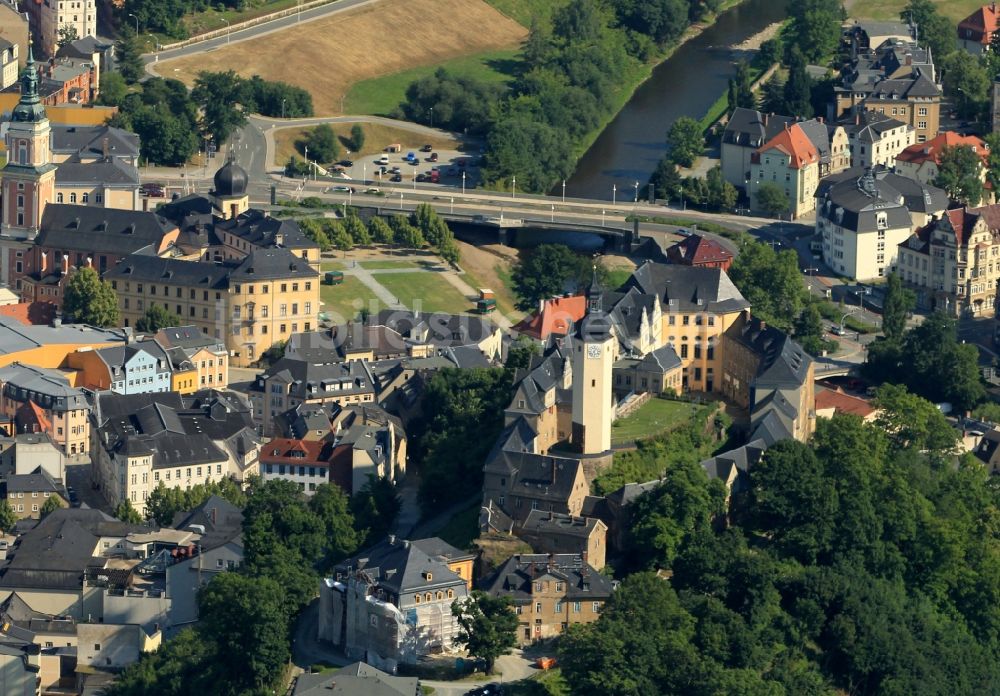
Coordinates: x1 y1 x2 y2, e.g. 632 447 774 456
535 602 542 613
593 602 601 612
573 602 581 613
555 601 563 613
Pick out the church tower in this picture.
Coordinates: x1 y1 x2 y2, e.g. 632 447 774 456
1 45 55 242
571 270 615 455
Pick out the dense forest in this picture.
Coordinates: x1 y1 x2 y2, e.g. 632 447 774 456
560 399 1000 695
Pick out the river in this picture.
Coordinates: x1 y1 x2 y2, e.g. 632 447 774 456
565 0 790 200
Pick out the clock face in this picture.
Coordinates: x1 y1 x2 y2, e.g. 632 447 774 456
587 344 602 359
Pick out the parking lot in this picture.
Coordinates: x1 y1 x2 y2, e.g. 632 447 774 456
327 145 483 194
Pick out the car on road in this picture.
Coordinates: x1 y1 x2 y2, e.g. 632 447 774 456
390 166 401 173
830 325 848 336
140 183 165 197
420 144 433 152
390 174 402 182
465 685 502 696
332 185 355 193
364 187 381 194
416 173 429 182
405 152 419 164
429 152 439 162
337 159 354 167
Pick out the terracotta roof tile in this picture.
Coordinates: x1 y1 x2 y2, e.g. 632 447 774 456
815 388 874 418
667 234 733 266
959 4 1000 45
512 295 587 340
896 132 989 166
754 123 819 170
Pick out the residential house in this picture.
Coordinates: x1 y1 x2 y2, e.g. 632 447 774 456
55 36 113 96
958 4 1000 54
50 124 139 167
511 294 586 343
815 387 877 421
319 535 471 672
66 338 172 394
747 122 821 219
518 510 608 570
0 362 89 455
21 0 96 58
816 166 948 279
482 449 589 525
90 391 260 516
0 38 16 90
897 204 1000 316
844 20 914 57
4 467 66 519
53 155 141 211
720 107 793 190
41 56 94 104
835 38 942 142
842 111 915 168
611 344 683 397
0 432 64 482
154 325 229 393
479 553 615 646
293 662 420 696
722 315 816 444
165 495 245 626
895 131 991 203
666 233 734 271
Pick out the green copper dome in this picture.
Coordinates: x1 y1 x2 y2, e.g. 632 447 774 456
11 45 47 123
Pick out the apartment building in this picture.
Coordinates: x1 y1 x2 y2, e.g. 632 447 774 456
65 338 171 394
816 167 948 279
957 4 1000 54
0 362 89 455
898 204 1000 316
480 553 615 646
895 131 990 203
154 325 228 393
842 111 915 168
23 0 97 58
747 122 821 219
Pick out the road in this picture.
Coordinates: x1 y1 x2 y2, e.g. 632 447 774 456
143 0 380 75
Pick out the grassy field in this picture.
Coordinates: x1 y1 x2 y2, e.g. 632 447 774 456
505 670 570 696
611 398 698 444
345 48 521 116
484 0 556 28
320 275 380 322
375 271 472 314
181 0 303 36
158 0 526 115
275 123 460 166
853 0 984 21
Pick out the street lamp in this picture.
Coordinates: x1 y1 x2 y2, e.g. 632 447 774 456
461 171 466 196
840 308 857 334
562 179 566 203
128 13 139 36
634 180 639 203
551 205 554 222
412 167 417 190
220 17 230 43
362 162 366 185
511 175 516 199
281 98 286 119
612 184 616 206
601 209 606 227
429 107 434 128
450 197 454 214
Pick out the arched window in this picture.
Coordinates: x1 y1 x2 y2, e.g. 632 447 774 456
447 589 454 599
69 193 77 203
56 192 63 203
414 594 421 604
425 593 432 603
82 193 89 203
436 591 443 601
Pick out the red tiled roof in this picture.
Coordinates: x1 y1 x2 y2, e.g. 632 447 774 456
260 438 331 465
753 123 819 169
0 302 57 326
512 295 587 340
815 388 874 418
15 400 52 435
667 234 733 266
896 131 989 166
959 4 1000 45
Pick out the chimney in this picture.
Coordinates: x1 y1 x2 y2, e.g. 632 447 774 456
817 116 824 124
102 136 109 159
581 550 588 566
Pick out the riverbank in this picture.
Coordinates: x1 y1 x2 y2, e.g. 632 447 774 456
568 0 750 163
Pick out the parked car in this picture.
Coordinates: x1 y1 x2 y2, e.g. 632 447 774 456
140 183 165 197
337 159 354 167
390 166 401 173
405 152 418 164
429 152 439 162
420 144 433 152
390 174 402 182
364 187 381 194
416 173 429 182
830 325 847 336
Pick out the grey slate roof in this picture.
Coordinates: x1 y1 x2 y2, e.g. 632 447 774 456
0 363 88 411
701 439 767 493
55 157 139 186
521 510 603 539
621 262 749 313
335 536 466 594
170 494 243 551
259 356 375 401
215 208 314 250
722 107 794 147
816 166 946 232
5 468 64 496
51 124 138 161
480 553 614 602
37 204 173 255
293 662 418 696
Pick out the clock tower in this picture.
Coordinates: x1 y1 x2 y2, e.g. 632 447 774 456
571 272 615 455
0 45 56 284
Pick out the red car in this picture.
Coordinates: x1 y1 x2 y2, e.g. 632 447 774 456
140 183 165 198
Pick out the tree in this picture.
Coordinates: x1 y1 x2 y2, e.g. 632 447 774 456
934 145 985 205
511 244 593 311
96 72 129 107
794 303 830 356
902 0 955 63
369 216 394 245
299 124 339 164
783 45 813 117
115 34 144 85
259 340 287 368
505 336 541 372
756 182 790 218
0 500 15 532
350 123 365 152
40 495 64 518
985 133 1000 194
198 573 290 693
242 76 313 118
344 214 370 247
666 116 704 167
453 592 519 674
727 61 755 115
332 225 353 254
191 71 249 146
882 272 915 341
650 158 684 202
759 73 785 114
308 483 360 570
872 383 958 453
102 628 220 696
351 476 401 547
787 0 841 63
941 50 988 121
705 165 737 212
135 305 182 333
63 267 120 327
728 238 805 331
114 499 144 524
57 25 79 47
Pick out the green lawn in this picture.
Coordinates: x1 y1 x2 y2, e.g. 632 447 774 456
344 48 521 116
320 275 380 323
611 398 698 444
361 259 425 270
319 261 345 271
434 503 480 551
853 0 983 21
485 0 557 27
375 272 472 314
504 670 570 696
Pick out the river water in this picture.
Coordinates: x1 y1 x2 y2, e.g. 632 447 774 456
565 0 790 200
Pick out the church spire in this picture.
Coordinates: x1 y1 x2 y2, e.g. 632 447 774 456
11 38 45 123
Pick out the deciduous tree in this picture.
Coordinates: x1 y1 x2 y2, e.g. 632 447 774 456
881 272 915 341
934 144 985 205
666 116 704 167
135 305 182 333
64 267 120 327
453 592 519 674
756 181 790 218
